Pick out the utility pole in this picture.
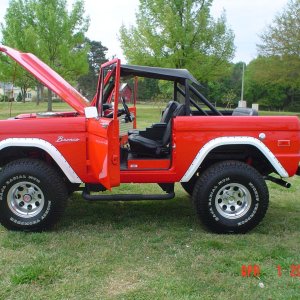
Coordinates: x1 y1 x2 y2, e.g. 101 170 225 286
241 62 245 101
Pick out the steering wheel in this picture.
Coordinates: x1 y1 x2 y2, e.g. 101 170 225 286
121 96 133 122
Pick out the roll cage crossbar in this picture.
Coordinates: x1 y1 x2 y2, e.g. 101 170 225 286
177 84 222 116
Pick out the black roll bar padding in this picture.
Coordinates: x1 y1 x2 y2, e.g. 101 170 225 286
177 86 208 116
176 84 222 116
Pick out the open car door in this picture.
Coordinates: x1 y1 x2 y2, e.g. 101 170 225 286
87 59 121 190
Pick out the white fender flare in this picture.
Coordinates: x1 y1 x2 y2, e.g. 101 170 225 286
0 138 82 183
180 136 289 182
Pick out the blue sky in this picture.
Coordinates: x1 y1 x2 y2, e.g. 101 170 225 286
0 0 289 63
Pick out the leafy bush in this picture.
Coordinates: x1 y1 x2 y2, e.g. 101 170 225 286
0 95 9 102
16 92 22 102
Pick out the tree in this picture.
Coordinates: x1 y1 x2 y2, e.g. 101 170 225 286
137 78 160 101
1 0 89 111
207 62 244 107
244 57 299 111
256 0 300 110
0 0 37 102
258 0 300 58
0 54 36 102
78 39 108 100
120 0 235 82
16 92 23 102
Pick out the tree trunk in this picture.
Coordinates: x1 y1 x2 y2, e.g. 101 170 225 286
47 88 52 112
21 87 27 103
36 84 41 105
2 83 6 98
291 89 295 106
41 85 44 101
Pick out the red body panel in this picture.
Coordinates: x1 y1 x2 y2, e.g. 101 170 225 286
173 116 300 178
1 113 299 185
86 118 120 188
0 117 88 181
0 115 119 186
120 116 300 182
127 158 170 170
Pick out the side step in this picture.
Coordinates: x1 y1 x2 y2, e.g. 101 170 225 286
82 190 175 201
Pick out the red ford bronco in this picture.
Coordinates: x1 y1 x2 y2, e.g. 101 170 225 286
0 45 299 233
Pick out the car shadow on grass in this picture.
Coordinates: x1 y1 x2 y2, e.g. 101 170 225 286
60 190 198 231
58 190 300 236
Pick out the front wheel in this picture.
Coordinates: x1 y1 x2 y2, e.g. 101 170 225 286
193 160 269 233
0 159 68 231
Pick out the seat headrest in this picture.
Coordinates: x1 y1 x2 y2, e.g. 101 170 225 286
232 107 258 116
161 101 179 123
173 104 186 117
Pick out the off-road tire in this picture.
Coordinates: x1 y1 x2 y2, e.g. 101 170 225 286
193 160 269 233
0 159 68 231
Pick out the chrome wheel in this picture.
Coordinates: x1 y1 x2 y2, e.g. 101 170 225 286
7 181 45 218
215 183 252 219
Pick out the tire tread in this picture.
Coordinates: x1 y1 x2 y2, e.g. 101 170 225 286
0 159 68 231
193 160 269 233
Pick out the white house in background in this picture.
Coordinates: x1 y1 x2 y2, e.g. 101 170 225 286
0 82 37 101
0 82 58 101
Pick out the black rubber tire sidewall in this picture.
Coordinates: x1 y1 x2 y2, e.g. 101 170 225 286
193 161 269 233
0 159 67 231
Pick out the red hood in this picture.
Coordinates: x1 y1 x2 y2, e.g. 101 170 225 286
0 45 89 114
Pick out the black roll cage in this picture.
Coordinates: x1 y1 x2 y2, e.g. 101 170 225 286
98 63 222 116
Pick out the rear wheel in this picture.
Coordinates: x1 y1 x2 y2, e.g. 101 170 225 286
193 160 269 233
0 159 68 231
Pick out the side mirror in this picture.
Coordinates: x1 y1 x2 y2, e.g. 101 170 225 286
84 107 98 119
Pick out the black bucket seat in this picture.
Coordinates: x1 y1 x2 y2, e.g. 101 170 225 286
128 104 186 157
128 100 179 135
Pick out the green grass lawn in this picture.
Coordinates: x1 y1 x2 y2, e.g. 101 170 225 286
0 101 73 120
0 102 299 299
